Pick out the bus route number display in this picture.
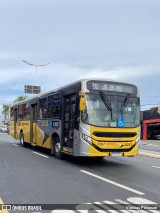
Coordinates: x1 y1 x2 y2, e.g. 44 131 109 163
87 81 136 94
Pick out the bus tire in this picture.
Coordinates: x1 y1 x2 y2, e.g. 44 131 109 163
54 137 63 159
20 132 25 147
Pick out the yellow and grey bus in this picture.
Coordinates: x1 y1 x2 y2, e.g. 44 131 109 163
10 79 140 159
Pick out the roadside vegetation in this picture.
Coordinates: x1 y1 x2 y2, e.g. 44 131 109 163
2 96 28 123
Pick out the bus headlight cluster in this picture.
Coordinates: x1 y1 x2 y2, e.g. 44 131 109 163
136 136 140 145
81 133 92 144
136 127 141 145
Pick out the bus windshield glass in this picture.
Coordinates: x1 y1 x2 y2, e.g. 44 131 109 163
81 93 140 128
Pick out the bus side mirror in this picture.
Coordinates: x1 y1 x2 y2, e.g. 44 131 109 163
80 97 86 111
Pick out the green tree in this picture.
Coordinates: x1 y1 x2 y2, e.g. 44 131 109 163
2 104 10 120
13 96 28 103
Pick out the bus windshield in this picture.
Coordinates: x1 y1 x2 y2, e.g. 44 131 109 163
81 93 140 128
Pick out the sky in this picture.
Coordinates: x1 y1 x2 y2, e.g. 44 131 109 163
0 0 160 117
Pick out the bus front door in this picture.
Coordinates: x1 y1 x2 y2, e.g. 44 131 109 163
63 94 76 153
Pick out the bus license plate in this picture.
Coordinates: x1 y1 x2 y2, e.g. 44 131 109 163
112 152 122 156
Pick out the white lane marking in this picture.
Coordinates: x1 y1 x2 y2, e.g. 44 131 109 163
103 200 120 213
152 166 160 169
127 197 158 204
80 170 145 195
4 160 16 176
94 202 113 212
32 151 49 158
108 210 119 213
12 144 18 147
103 200 130 213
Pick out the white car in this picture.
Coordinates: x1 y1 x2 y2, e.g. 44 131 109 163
0 125 8 133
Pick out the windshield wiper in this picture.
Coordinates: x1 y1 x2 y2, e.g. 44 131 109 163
120 94 131 116
99 91 113 119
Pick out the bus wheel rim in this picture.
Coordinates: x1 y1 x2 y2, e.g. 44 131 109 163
21 135 24 145
55 142 60 153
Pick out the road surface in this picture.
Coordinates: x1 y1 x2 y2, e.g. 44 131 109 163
0 133 159 212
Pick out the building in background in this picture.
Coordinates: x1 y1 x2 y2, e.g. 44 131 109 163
141 106 160 140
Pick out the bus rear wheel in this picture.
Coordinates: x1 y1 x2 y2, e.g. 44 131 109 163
54 138 63 159
20 132 25 147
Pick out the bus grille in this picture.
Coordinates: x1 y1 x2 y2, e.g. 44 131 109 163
92 132 137 138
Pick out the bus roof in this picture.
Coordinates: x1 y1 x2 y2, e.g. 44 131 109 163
10 78 138 107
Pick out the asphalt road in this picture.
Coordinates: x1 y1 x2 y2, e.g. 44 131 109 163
0 133 160 213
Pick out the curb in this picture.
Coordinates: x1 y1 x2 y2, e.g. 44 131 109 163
139 150 160 159
140 140 160 147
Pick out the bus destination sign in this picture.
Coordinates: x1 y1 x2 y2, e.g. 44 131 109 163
87 81 136 94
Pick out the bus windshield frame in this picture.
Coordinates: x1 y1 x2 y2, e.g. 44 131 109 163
81 92 140 128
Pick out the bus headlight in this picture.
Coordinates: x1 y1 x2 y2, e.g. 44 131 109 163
81 133 92 145
136 127 141 145
136 136 140 145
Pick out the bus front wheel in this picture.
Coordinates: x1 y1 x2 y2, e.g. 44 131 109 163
54 138 63 159
20 132 25 147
